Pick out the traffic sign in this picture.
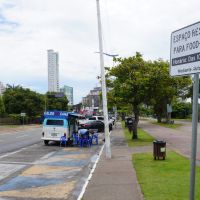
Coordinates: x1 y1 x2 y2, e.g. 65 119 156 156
170 21 200 76
20 113 26 117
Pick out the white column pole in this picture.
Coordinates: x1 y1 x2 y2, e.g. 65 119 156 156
96 0 111 159
190 74 199 200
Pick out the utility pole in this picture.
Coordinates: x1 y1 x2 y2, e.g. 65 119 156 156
96 0 111 159
190 74 199 200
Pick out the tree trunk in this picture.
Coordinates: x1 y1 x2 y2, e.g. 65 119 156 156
132 121 138 139
157 115 162 123
132 107 139 140
166 112 171 124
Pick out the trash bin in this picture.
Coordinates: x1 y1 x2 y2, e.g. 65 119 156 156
153 140 166 160
125 117 133 127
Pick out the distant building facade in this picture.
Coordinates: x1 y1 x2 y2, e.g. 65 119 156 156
60 85 73 106
47 49 59 92
0 82 6 95
82 87 102 115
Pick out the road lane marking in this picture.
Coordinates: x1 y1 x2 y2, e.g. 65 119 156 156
0 164 26 181
16 134 29 138
0 161 34 165
0 148 25 159
77 143 105 200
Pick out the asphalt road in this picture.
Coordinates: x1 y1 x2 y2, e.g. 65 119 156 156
0 127 42 154
0 126 104 200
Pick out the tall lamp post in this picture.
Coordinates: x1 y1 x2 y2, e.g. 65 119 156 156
96 0 111 159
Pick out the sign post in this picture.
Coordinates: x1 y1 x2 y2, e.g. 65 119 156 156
190 74 199 200
170 22 200 200
20 113 26 126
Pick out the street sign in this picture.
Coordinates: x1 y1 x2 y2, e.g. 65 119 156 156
20 113 26 117
170 21 200 76
167 104 172 113
170 22 200 200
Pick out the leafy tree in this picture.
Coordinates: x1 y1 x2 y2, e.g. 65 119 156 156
46 92 68 111
3 85 44 117
0 96 6 117
171 101 192 119
107 53 191 139
108 52 151 139
148 60 191 122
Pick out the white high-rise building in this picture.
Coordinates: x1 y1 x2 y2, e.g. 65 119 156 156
47 49 59 92
0 82 5 96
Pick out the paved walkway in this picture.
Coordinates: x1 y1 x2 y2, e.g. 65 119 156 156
139 120 200 161
83 123 143 200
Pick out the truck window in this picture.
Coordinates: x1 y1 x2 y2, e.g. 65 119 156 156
46 119 64 126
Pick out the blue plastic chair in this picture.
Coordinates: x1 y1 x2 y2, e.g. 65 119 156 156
60 136 67 147
72 132 79 145
91 133 98 145
79 133 92 147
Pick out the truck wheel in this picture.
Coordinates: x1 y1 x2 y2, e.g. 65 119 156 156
44 140 49 145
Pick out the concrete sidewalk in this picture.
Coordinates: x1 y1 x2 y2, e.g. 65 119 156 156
83 123 143 200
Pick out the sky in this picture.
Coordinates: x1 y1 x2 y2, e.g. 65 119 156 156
0 0 200 104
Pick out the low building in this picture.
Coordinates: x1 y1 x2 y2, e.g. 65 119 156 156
82 87 102 115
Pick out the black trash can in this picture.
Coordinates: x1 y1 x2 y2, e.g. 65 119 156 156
153 140 166 160
125 117 134 133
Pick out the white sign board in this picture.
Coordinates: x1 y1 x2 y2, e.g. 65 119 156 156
170 21 200 76
20 113 26 117
167 104 172 113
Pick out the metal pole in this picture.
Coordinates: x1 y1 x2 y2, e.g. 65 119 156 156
96 0 111 159
114 106 117 128
45 94 47 111
190 73 199 200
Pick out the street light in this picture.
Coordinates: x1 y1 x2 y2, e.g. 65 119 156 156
95 52 119 57
96 0 111 159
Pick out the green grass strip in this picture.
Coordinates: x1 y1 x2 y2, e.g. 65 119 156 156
133 151 200 200
122 122 154 147
152 122 182 129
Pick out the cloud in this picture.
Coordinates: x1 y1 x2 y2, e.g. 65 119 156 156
0 0 199 103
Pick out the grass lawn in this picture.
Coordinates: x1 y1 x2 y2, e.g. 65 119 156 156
152 121 182 129
0 125 21 128
123 122 154 147
172 118 192 122
133 151 200 200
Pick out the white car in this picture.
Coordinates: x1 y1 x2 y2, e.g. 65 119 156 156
77 116 88 128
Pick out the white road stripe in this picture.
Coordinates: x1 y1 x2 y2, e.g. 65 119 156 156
0 148 25 159
16 134 29 138
77 143 105 200
0 164 26 181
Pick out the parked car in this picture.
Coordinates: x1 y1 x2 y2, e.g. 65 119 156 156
88 116 113 130
82 120 112 132
77 116 88 129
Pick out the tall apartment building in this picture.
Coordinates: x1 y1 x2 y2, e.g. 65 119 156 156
47 49 59 92
0 82 5 96
60 85 73 106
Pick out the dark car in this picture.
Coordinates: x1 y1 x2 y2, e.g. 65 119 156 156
82 120 112 132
